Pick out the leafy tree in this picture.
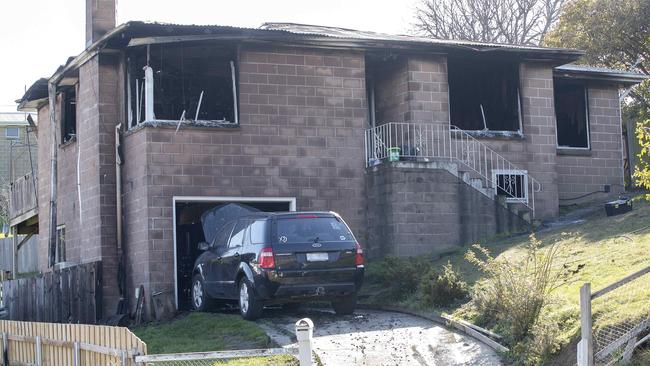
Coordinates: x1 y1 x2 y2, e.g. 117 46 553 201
413 0 566 45
634 119 650 196
546 0 650 191
544 0 650 107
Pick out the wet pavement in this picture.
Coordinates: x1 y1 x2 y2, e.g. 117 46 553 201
259 308 502 366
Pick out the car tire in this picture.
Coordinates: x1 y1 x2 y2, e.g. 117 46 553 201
332 294 356 315
191 275 215 312
239 278 263 320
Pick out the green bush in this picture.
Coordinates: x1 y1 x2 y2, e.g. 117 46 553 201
365 256 432 300
464 234 568 365
419 262 469 307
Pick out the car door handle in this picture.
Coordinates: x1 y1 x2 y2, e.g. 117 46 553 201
233 252 240 258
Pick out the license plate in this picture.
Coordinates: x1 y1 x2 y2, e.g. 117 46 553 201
306 252 329 262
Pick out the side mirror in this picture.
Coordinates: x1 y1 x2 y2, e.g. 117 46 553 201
197 241 210 251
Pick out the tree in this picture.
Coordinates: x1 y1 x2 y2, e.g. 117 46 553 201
413 0 566 45
545 0 650 190
544 0 649 108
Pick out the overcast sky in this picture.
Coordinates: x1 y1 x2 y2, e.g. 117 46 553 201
0 0 419 110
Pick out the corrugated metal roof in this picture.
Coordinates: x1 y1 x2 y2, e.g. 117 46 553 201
259 22 573 52
554 64 647 84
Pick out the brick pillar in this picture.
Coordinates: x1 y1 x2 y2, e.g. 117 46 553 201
86 0 116 46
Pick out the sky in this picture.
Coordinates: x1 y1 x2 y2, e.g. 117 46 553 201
0 0 420 110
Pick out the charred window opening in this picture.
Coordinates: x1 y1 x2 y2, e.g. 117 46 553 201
448 59 521 132
61 87 77 143
127 43 238 127
554 80 589 149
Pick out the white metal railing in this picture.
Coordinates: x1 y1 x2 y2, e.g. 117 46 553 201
364 122 541 216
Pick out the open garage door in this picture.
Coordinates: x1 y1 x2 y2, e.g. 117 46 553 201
173 196 296 310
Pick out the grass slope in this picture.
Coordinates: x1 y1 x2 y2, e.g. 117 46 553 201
132 312 297 365
362 196 650 362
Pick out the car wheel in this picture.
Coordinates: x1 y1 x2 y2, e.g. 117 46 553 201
191 275 214 312
332 294 356 315
239 278 263 320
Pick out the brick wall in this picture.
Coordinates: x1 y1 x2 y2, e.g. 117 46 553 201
36 53 122 317
405 56 449 125
121 46 368 311
556 85 625 202
366 162 526 258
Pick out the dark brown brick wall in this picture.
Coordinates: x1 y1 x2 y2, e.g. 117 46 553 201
366 162 526 258
556 86 625 202
36 53 122 317
121 46 368 307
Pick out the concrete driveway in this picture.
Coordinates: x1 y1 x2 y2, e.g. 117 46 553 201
259 308 502 366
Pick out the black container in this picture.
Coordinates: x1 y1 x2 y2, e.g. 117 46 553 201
605 198 632 217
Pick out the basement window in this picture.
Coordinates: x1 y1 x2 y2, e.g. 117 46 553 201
492 170 528 203
127 43 238 127
554 80 589 149
448 59 522 133
61 88 77 143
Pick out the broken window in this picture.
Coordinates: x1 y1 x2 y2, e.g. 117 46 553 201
61 87 77 143
55 225 66 263
554 80 589 149
448 58 521 132
493 170 528 203
127 43 238 127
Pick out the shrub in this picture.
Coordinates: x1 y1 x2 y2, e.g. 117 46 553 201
365 256 432 300
419 262 469 307
464 234 568 364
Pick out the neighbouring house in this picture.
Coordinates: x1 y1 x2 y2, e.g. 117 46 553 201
8 0 646 320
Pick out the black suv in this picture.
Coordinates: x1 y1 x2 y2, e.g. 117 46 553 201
191 211 364 320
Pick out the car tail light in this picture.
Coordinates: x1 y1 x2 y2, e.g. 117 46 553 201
355 243 364 267
260 247 275 269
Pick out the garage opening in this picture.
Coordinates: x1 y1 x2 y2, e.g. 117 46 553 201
173 197 296 310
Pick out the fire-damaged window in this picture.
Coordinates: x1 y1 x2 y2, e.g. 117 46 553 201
493 170 528 203
55 225 66 263
554 80 589 149
60 87 77 143
127 43 238 127
448 59 522 132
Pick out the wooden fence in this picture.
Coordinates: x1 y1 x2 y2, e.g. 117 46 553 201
0 320 147 365
1 261 102 324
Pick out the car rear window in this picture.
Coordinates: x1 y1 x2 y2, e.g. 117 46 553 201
276 217 353 244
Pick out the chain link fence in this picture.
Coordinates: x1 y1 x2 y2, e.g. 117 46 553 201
578 267 650 365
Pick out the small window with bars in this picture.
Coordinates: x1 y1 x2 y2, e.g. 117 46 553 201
492 170 528 203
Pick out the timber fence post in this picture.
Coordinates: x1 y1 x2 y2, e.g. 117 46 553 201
578 283 593 366
35 336 42 366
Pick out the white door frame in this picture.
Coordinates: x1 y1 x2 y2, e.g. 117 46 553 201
171 196 297 309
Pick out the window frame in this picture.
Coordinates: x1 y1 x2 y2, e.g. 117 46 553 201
60 86 78 144
492 169 529 204
55 225 66 264
448 58 523 134
5 127 20 140
554 81 591 150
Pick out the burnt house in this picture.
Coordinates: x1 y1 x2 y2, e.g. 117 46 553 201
9 0 646 318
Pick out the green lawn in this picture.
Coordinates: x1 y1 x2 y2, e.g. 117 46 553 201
132 312 297 366
362 195 650 363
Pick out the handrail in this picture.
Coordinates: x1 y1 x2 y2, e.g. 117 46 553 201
365 122 541 217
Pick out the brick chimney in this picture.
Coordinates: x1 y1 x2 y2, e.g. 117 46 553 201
86 0 116 46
